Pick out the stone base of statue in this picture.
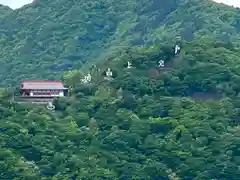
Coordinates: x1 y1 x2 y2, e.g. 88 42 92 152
125 66 135 70
46 102 55 110
104 76 113 81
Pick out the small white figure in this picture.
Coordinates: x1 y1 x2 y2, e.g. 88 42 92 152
106 68 112 77
127 61 132 69
81 73 91 83
104 68 113 80
158 60 164 67
81 77 87 83
174 45 180 55
46 101 55 110
86 73 91 82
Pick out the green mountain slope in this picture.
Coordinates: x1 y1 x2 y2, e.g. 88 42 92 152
1 36 240 179
1 0 240 179
1 0 240 86
0 5 12 18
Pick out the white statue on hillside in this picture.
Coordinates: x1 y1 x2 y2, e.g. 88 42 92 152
81 73 92 83
86 73 91 82
104 68 113 80
127 61 132 68
158 60 164 67
174 45 180 55
106 68 112 77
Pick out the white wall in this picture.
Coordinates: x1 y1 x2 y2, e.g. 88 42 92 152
29 90 65 97
59 91 64 96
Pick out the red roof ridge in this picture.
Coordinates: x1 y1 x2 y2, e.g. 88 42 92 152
22 80 63 84
21 80 67 90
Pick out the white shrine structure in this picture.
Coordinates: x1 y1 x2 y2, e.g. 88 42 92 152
17 80 68 106
20 80 68 98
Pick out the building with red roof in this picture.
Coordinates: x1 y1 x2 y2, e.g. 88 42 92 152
20 80 68 98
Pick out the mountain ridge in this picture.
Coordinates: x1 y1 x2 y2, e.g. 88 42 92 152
1 0 240 86
1 0 240 178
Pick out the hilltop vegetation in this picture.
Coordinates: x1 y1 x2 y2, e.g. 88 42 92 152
1 36 240 179
1 0 240 179
1 0 240 85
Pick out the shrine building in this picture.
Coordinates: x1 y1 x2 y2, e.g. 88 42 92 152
20 80 68 98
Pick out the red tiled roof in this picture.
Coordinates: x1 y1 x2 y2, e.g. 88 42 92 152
21 80 66 90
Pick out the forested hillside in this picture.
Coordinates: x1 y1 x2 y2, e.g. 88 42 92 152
1 36 240 179
0 5 12 18
1 0 240 179
1 0 240 85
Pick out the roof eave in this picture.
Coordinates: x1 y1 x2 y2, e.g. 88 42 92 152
21 88 68 90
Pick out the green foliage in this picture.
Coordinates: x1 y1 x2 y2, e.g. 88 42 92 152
1 0 240 179
1 37 240 179
0 5 12 19
1 0 240 85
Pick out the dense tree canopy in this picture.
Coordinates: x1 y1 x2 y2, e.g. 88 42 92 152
1 0 240 179
1 0 240 85
1 37 240 179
